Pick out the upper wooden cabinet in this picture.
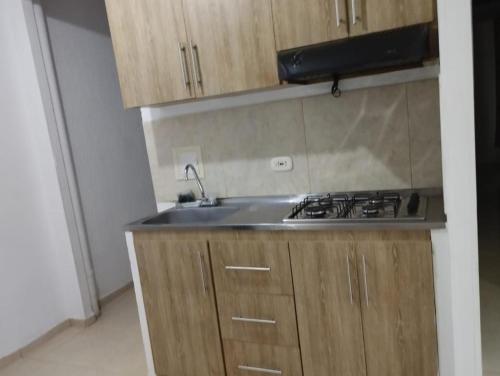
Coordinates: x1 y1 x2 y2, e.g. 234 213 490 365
272 0 349 51
105 0 194 108
182 0 279 97
272 0 435 50
348 0 435 36
134 235 225 376
105 0 278 107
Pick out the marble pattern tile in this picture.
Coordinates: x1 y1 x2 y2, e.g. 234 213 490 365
144 81 443 202
303 85 412 193
407 79 443 188
215 100 310 197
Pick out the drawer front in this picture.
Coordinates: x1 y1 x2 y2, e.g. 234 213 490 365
210 241 293 295
224 340 302 376
218 293 298 346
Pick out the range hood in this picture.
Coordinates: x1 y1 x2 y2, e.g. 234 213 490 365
278 24 435 84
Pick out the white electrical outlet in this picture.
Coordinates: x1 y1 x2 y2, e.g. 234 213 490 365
173 146 204 180
271 156 293 172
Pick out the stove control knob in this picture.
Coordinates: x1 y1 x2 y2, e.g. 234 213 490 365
407 193 420 215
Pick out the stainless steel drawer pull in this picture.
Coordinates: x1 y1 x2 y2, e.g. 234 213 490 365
232 316 277 325
346 254 353 305
351 0 359 25
334 0 341 27
238 365 282 375
190 41 202 87
178 43 190 88
362 255 369 306
225 266 271 272
198 252 208 294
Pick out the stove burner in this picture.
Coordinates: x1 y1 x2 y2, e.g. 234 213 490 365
288 191 411 221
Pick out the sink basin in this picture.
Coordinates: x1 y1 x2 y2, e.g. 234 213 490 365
142 206 239 225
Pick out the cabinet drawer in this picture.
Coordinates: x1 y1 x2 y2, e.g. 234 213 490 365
210 241 293 295
218 293 298 346
223 340 302 376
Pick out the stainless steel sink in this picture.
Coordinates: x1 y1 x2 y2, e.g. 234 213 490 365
142 206 239 225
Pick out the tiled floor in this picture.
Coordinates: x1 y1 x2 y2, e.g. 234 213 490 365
0 289 147 376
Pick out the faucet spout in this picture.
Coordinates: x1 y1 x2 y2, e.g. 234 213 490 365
184 164 206 200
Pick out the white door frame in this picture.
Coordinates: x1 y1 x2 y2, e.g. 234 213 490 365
22 0 100 318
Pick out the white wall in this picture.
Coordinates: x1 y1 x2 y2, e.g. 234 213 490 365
0 0 86 358
434 0 483 374
40 0 156 299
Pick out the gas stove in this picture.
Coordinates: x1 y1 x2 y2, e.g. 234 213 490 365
284 190 426 223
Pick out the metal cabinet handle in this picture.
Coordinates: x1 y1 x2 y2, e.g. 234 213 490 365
362 255 369 306
238 365 282 375
178 43 190 89
225 266 271 272
351 0 360 25
346 254 353 304
198 252 208 293
190 41 203 88
334 0 343 27
232 316 277 325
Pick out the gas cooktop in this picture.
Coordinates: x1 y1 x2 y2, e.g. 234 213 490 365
284 191 426 223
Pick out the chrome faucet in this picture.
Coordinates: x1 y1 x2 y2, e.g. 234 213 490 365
184 164 217 207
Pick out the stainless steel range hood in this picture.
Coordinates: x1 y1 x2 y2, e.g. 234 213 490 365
278 24 436 84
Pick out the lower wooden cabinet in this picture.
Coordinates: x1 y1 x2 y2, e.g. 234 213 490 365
134 235 225 376
223 340 303 376
357 241 438 376
133 231 438 376
290 241 367 376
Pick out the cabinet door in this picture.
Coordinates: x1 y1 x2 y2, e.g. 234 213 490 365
272 0 349 51
182 0 279 97
356 241 438 376
290 241 366 376
348 0 434 36
134 236 225 376
105 0 194 108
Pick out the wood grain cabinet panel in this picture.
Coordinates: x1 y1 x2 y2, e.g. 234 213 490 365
289 241 367 376
217 293 299 346
356 241 438 376
272 0 349 51
182 0 279 97
105 0 194 108
348 0 434 36
134 236 225 376
210 240 293 295
223 340 303 376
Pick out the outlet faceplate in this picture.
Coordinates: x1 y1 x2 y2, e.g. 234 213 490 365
173 146 204 180
271 156 293 172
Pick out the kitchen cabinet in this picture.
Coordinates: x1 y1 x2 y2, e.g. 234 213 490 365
357 241 438 376
271 0 349 51
290 241 367 376
130 231 438 376
348 0 435 36
105 0 278 108
272 0 435 50
104 0 194 108
133 235 225 376
182 0 279 97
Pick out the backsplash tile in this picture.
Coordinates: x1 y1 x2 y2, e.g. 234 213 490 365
303 85 412 192
143 80 443 202
407 80 443 188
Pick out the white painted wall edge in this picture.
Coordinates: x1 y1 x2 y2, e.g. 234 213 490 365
436 0 482 374
141 63 440 122
125 232 156 376
23 0 99 318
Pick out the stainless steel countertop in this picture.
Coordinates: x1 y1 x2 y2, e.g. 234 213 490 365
126 189 446 232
